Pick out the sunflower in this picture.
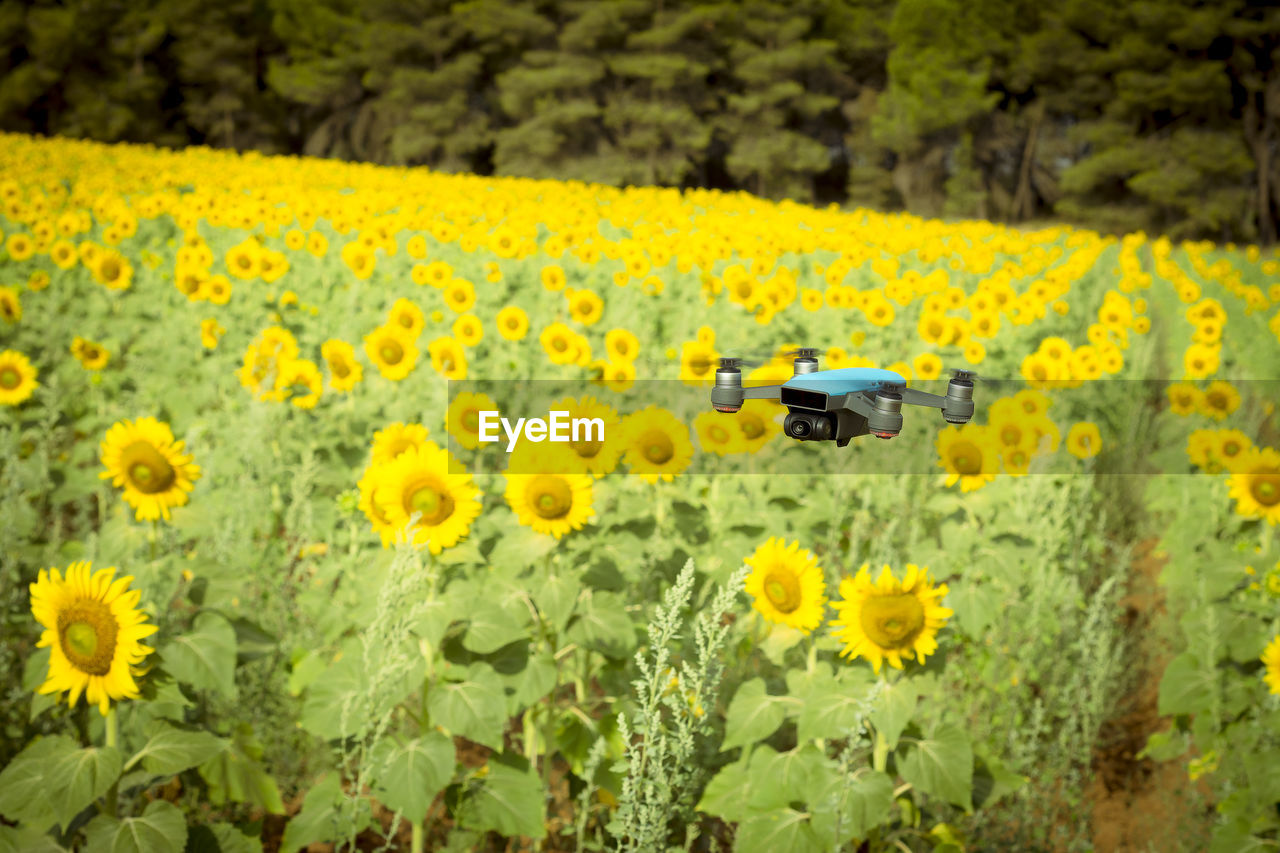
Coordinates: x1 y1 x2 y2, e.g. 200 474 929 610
444 278 476 313
731 399 782 453
320 339 362 391
364 324 419 381
568 288 604 325
0 349 39 405
99 417 201 522
453 314 484 347
830 563 953 674
936 423 1001 492
743 538 827 634
1227 446 1280 525
496 306 529 341
0 285 20 323
204 275 232 306
541 265 567 292
602 359 636 392
200 318 226 350
914 352 942 381
679 339 718 387
620 405 694 482
226 240 261 280
448 391 498 450
6 231 34 261
275 358 323 409
541 322 580 366
695 411 743 456
371 422 431 466
548 395 625 476
1214 429 1253 471
1263 635 1280 695
504 444 595 538
71 336 110 370
306 231 328 258
424 260 452 288
1198 381 1239 421
604 328 639 363
95 250 133 290
389 298 425 339
428 336 467 380
29 562 158 716
371 442 482 554
357 462 398 545
1066 422 1102 459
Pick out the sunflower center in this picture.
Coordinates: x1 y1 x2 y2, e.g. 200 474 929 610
529 475 573 519
615 340 629 356
406 480 454 526
708 424 730 444
100 259 121 281
762 568 802 613
571 436 602 458
1000 426 1021 445
1251 473 1280 507
689 358 712 376
463 409 479 432
398 314 414 329
859 593 926 650
1222 441 1241 456
739 414 765 439
951 440 983 476
380 341 404 364
1206 392 1226 410
333 360 351 378
121 441 177 494
639 430 674 465
57 602 118 676
0 367 19 389
552 337 568 352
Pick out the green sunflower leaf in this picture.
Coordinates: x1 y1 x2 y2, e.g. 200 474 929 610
460 583 532 655
734 808 826 853
370 732 457 823
836 769 895 839
184 823 263 853
721 678 787 752
696 752 756 822
456 762 547 841
1157 652 1217 716
279 772 373 851
198 724 284 815
870 678 918 750
0 823 67 853
898 725 974 813
81 800 187 853
161 610 238 700
0 735 78 828
428 665 508 751
125 721 227 777
565 590 637 659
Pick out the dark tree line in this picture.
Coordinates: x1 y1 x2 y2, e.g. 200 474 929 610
1 0 1277 243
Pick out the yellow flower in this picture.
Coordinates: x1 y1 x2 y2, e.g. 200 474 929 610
322 339 362 391
427 336 467 380
1227 447 1280 525
743 538 827 634
1066 422 1102 459
0 286 21 323
306 231 328 258
200 318 226 350
936 424 1001 492
1198 381 1239 421
424 260 452 288
71 336 110 370
0 349 39 405
389 297 425 338
29 562 158 716
6 231 34 261
371 442 481 554
679 339 718 387
568 288 604 325
913 352 942 381
695 411 744 456
496 306 529 341
541 322 580 366
504 445 596 539
453 314 483 347
275 358 323 409
541 264 567 292
1166 382 1200 415
830 563 952 673
99 417 201 522
620 406 694 482
547 395 625 476
1262 635 1280 695
444 278 476 313
371 422 431 467
1215 429 1253 471
364 325 419 381
447 391 498 450
94 250 133 290
225 240 261 280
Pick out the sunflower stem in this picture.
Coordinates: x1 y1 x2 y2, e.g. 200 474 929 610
104 706 119 816
805 636 816 674
872 729 889 774
149 521 158 561
410 822 424 853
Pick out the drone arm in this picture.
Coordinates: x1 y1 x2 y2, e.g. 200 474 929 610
831 392 874 418
741 385 782 400
899 388 946 409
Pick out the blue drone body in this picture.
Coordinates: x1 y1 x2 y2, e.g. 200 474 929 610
711 351 976 446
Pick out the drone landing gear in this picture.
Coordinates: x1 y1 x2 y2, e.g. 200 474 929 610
836 437 851 448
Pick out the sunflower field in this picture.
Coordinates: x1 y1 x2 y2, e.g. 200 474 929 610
2 129 1280 853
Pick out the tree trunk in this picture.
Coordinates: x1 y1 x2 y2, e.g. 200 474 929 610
1244 75 1280 244
1012 100 1044 222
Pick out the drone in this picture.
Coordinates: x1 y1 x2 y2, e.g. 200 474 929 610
710 349 976 446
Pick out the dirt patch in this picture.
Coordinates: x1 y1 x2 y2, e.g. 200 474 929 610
1085 537 1214 852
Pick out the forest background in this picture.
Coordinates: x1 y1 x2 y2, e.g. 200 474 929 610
1 0 1277 246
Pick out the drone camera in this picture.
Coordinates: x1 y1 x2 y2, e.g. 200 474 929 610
867 391 903 438
784 411 835 441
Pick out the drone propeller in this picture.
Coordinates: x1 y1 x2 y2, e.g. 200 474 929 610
950 368 980 383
